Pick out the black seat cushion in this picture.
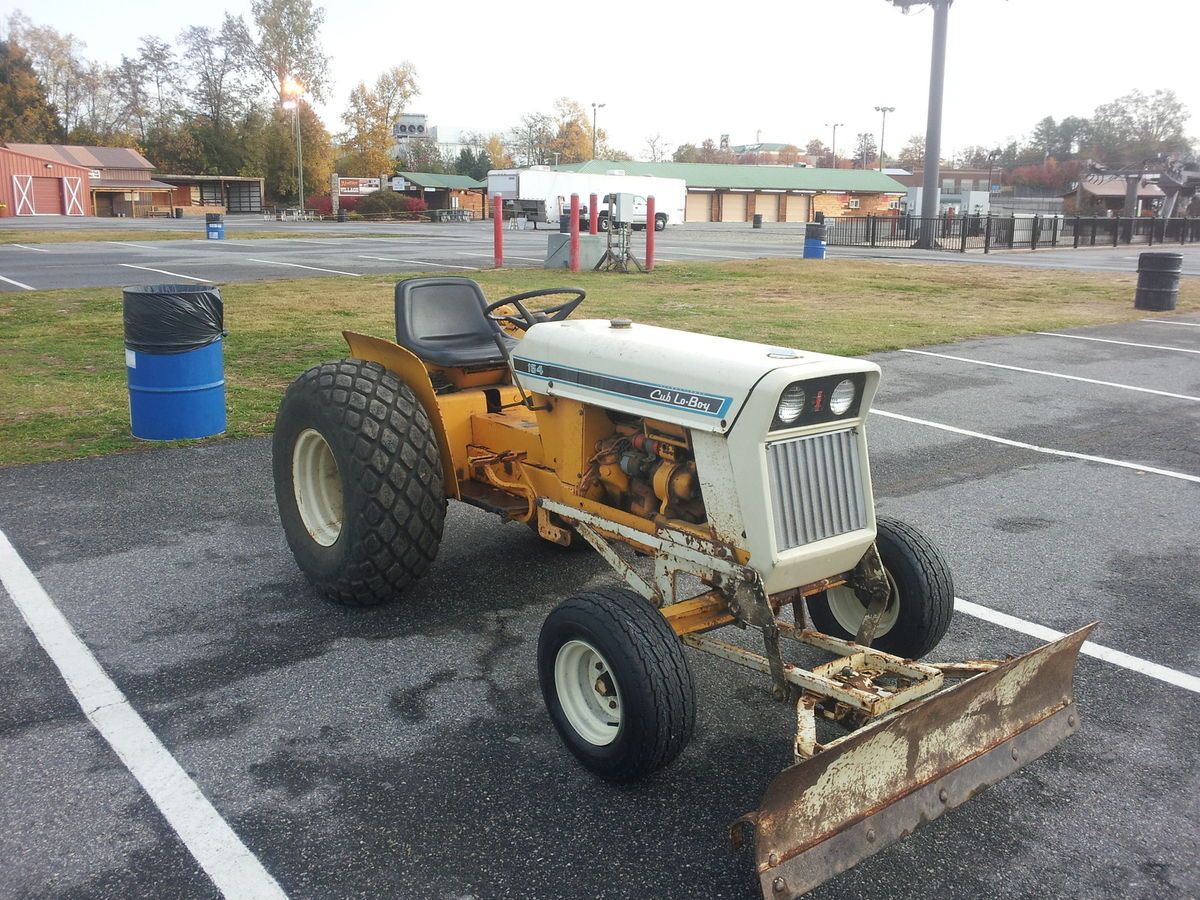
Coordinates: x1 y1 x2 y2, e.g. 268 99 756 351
394 277 513 368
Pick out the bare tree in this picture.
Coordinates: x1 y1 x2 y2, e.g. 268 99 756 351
644 132 671 162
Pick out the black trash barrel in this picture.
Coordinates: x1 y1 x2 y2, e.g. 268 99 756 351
123 284 226 441
205 212 223 224
337 207 347 223
174 207 183 219
752 214 763 229
1135 252 1182 311
559 213 572 233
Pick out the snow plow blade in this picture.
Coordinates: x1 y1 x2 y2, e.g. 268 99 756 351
740 624 1095 899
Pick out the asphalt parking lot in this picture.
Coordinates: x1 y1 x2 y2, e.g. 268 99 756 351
3 217 1198 290
1 314 1198 899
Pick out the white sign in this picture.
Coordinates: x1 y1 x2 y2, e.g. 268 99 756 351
336 177 381 195
391 177 407 192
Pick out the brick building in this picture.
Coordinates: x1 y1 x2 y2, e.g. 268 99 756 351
555 160 906 223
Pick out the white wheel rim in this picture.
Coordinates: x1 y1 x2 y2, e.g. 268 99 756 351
826 570 901 638
292 428 344 547
554 639 621 746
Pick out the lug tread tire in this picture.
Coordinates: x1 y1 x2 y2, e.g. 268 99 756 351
809 516 954 659
538 586 695 783
273 358 445 606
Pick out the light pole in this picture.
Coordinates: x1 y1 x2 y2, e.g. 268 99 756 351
282 77 305 210
874 105 895 171
825 122 844 167
890 0 951 248
986 148 1001 194
591 102 606 160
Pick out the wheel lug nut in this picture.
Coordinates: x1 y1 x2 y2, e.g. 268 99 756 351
608 701 617 710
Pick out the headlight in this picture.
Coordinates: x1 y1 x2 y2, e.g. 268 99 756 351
776 384 806 424
829 379 856 415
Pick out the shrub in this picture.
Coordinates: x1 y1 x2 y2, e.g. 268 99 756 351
306 194 332 216
356 190 409 216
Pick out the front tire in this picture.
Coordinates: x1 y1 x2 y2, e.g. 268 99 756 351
807 516 953 658
538 587 695 782
654 215 667 232
272 358 445 606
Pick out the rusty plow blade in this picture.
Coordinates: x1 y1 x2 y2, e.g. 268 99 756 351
739 624 1095 899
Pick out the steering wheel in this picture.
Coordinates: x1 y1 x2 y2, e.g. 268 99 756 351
485 287 586 332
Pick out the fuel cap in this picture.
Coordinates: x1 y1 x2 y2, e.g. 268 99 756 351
610 318 633 329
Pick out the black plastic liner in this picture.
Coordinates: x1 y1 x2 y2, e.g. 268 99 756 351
123 284 224 354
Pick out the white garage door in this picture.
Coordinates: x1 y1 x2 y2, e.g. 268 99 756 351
720 192 747 222
685 192 711 222
785 194 810 222
755 193 779 222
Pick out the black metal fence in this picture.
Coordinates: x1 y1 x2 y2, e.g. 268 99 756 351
823 215 1200 253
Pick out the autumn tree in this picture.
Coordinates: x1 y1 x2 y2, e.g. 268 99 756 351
777 144 801 165
852 132 877 168
243 0 331 102
896 134 925 169
954 145 995 168
5 12 85 132
0 39 61 141
482 133 512 168
672 143 700 163
339 63 418 176
697 138 733 163
549 97 595 163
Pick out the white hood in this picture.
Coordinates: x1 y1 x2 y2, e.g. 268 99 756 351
511 319 873 433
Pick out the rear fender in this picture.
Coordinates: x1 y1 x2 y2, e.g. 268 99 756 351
342 331 460 499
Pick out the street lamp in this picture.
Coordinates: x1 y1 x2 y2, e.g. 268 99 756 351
824 122 844 167
282 77 305 210
986 148 1001 194
874 105 895 172
591 102 606 160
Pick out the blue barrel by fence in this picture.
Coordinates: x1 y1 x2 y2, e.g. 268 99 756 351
803 222 827 260
123 284 226 440
205 211 224 240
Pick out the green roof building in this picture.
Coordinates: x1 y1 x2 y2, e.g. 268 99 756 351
553 160 906 223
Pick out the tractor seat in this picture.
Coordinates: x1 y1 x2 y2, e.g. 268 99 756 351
394 276 514 369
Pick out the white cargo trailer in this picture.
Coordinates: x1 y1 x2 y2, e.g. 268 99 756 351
487 167 687 229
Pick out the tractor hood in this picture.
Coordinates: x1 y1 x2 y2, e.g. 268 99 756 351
511 319 875 434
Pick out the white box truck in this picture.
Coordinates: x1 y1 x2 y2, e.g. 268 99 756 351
487 167 687 230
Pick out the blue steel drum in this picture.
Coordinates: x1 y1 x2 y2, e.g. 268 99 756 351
206 221 225 240
126 340 226 440
123 283 226 441
803 237 827 260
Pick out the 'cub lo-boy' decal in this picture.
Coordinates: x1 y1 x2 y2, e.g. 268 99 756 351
513 358 733 418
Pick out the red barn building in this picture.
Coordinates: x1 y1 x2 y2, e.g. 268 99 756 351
0 145 93 217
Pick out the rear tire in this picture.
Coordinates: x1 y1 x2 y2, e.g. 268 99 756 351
654 215 667 232
807 516 953 659
538 587 695 782
273 358 445 606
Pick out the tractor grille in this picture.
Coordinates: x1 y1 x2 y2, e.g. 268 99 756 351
766 427 867 551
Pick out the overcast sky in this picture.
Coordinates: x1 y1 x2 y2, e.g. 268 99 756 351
7 0 1198 158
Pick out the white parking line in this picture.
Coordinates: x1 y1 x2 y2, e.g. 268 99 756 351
900 349 1200 402
870 409 1200 484
955 598 1199 694
0 273 35 290
0 530 288 899
1142 318 1200 329
246 258 361 277
11 243 49 252
1037 332 1200 355
288 239 346 245
105 241 160 250
357 255 476 270
119 264 209 282
665 248 756 259
458 251 541 263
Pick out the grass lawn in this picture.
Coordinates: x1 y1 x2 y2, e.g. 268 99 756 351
1 257 1195 467
0 228 402 245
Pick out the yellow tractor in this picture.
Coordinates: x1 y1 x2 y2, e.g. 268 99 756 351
272 276 1091 898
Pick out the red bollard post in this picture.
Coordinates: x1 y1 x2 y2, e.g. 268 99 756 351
645 195 656 272
569 193 581 273
588 192 599 235
492 194 503 268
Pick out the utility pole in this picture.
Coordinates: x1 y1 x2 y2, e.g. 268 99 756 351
891 0 951 248
874 105 895 172
825 122 844 167
591 102 606 160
